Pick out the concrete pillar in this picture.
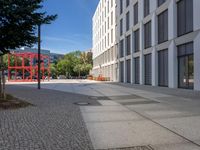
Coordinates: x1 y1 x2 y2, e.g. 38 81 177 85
194 33 200 91
152 48 158 86
168 41 178 88
151 12 157 86
139 23 144 85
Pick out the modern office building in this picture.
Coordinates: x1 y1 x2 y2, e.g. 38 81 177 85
92 0 200 91
92 0 118 81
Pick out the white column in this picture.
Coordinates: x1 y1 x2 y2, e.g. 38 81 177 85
151 12 157 86
168 0 177 88
168 41 178 88
194 33 200 91
152 48 158 86
139 23 144 84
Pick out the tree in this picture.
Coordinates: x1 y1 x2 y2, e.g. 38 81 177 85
0 0 57 99
0 0 57 55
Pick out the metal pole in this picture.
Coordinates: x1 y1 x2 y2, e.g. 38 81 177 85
38 24 41 89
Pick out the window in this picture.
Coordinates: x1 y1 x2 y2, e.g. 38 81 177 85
158 10 168 44
105 21 106 33
107 1 109 13
144 54 152 85
178 42 194 89
120 19 123 36
126 35 131 55
144 21 151 49
111 11 113 25
107 33 109 46
120 61 124 82
134 2 138 25
107 17 109 29
134 29 140 52
120 0 123 14
126 11 130 31
134 57 140 84
158 0 166 7
120 39 124 58
158 49 168 87
111 29 113 43
111 0 113 7
126 0 130 7
177 0 193 36
126 59 131 83
144 0 150 17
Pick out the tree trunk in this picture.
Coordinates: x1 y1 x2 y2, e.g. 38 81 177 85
2 69 6 99
0 56 6 99
0 57 2 97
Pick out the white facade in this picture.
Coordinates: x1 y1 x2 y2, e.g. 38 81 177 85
92 0 118 81
92 0 200 90
116 0 200 90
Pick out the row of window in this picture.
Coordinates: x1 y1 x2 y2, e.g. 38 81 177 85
120 42 194 89
119 0 193 57
93 47 117 67
120 0 166 16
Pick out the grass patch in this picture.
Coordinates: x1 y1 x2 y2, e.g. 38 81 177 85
0 94 34 110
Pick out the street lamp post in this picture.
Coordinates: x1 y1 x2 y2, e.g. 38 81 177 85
38 24 41 89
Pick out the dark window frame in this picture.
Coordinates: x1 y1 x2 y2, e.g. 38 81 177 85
134 29 140 52
144 21 151 49
134 2 138 25
126 11 130 31
158 9 168 44
158 0 166 7
144 0 150 17
177 0 193 37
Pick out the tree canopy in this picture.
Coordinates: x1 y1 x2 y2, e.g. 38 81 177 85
52 51 93 78
0 0 57 56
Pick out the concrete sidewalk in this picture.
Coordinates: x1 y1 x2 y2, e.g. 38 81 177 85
5 80 200 150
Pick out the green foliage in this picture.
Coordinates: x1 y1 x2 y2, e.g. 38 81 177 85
0 0 57 56
54 51 93 77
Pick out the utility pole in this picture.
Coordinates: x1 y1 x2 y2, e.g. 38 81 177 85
38 24 41 89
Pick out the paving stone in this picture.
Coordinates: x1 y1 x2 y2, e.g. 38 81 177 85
1 85 97 150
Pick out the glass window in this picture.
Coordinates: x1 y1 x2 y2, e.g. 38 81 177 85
126 35 131 55
158 49 168 87
126 11 130 31
120 39 124 58
144 0 150 17
178 42 194 89
126 59 131 83
134 29 140 52
120 19 123 36
158 0 166 7
126 0 130 7
120 0 123 14
134 57 140 84
144 21 151 49
120 61 124 82
144 54 152 85
177 0 193 36
158 10 168 44
134 2 138 25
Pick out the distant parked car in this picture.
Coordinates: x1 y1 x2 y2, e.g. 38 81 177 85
58 75 66 79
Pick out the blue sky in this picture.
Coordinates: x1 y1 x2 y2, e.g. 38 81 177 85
38 0 99 54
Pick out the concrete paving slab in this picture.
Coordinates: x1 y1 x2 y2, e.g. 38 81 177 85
144 110 183 118
80 106 130 113
85 120 187 150
98 100 120 106
156 116 200 145
153 142 200 150
82 111 143 123
113 99 148 103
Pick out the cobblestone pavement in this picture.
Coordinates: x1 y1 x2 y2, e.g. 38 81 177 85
0 85 100 150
